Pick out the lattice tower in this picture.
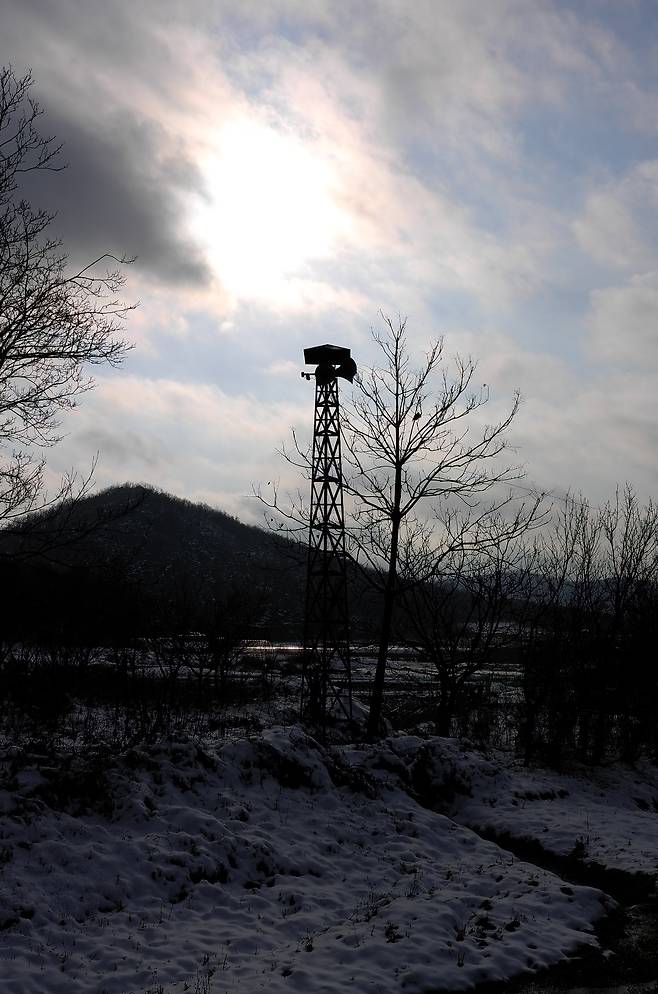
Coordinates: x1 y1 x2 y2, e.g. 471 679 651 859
301 346 356 725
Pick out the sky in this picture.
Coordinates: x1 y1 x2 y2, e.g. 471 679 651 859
2 0 658 523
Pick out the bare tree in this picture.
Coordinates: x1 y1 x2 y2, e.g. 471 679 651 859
402 508 542 735
196 585 268 697
599 486 658 637
337 317 528 736
0 66 133 526
517 486 658 764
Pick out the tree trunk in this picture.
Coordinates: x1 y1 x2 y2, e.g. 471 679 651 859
367 564 396 739
367 472 402 739
436 682 453 736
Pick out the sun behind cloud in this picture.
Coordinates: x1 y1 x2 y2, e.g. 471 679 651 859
190 114 349 306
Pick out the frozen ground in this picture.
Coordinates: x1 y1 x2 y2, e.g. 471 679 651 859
0 727 655 994
345 736 658 881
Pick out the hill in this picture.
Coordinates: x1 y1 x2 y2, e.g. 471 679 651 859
0 484 307 643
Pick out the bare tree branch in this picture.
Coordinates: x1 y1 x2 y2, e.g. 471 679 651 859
0 66 134 528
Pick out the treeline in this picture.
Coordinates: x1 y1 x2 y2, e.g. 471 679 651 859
515 487 658 765
0 557 281 646
399 486 658 765
0 576 291 749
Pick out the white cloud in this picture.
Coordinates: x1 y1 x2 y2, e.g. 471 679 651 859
588 273 658 364
574 161 658 273
43 375 309 522
265 359 301 376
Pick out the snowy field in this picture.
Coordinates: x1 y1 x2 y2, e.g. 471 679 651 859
344 736 658 881
0 726 656 993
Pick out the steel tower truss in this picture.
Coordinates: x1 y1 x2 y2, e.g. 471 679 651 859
301 373 353 725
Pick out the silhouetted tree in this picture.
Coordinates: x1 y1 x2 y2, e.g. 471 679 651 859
402 511 540 735
341 317 530 736
0 67 132 527
517 487 658 765
201 586 268 695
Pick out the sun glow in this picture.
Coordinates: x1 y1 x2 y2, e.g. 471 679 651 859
191 117 346 305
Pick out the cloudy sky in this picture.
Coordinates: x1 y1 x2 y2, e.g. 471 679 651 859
3 0 658 521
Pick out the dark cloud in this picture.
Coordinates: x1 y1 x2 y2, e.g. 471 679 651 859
76 426 165 470
2 0 214 286
22 103 212 286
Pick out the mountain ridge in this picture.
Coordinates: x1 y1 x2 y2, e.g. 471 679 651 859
0 483 308 642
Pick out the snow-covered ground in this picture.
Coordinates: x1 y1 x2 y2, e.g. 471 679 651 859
0 726 655 994
345 736 658 881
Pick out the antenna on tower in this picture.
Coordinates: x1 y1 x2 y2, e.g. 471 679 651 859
300 343 355 731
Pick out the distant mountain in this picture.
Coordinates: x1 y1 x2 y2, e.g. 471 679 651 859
0 485 308 642
68 483 301 584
